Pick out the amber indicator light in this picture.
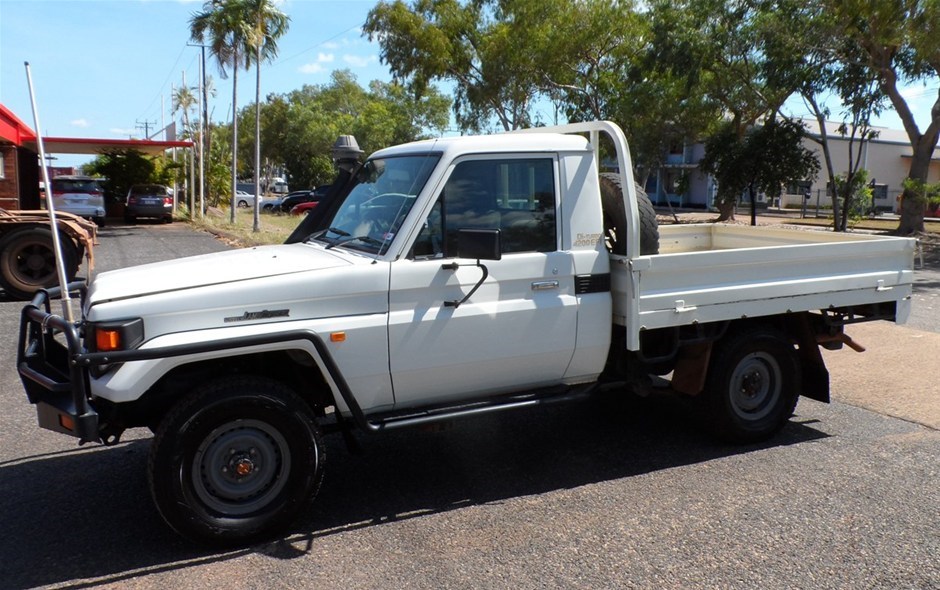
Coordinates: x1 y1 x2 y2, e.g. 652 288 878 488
96 329 121 351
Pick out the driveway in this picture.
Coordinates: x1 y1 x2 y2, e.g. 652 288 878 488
0 222 937 590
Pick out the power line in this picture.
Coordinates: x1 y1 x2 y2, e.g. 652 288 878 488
137 43 196 126
273 22 364 66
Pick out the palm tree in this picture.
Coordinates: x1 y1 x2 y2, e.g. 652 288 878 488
171 85 197 213
190 0 252 223
244 0 289 232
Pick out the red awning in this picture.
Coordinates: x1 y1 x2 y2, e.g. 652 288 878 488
1 103 191 155
26 136 192 156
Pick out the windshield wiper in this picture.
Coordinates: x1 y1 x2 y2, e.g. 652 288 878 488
325 234 385 250
307 227 349 244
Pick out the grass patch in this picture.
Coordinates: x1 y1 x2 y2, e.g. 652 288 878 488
188 207 301 247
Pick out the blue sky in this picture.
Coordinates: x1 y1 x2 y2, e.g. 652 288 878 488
1 0 394 167
1 0 938 170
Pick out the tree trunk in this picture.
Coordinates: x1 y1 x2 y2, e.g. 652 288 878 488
749 184 757 226
230 54 239 224
714 196 736 222
877 66 939 235
253 46 262 233
896 138 936 234
803 95 841 231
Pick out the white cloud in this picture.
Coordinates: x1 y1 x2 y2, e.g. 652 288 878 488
299 52 335 75
322 42 340 50
71 118 90 128
343 54 377 68
299 63 325 74
110 127 136 137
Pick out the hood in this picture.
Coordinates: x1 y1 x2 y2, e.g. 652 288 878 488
88 243 350 302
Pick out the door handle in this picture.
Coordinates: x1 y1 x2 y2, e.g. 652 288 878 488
531 280 559 291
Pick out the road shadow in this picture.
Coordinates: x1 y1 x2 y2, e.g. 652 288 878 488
0 394 828 589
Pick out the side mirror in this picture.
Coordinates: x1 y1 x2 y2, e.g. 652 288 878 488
457 228 501 261
442 229 501 308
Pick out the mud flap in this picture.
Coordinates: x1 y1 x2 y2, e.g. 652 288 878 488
793 315 830 403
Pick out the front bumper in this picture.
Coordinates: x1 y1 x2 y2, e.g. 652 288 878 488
17 284 100 443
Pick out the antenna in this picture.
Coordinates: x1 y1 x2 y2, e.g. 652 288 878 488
24 62 74 321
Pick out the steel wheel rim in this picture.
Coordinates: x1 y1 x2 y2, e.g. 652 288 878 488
728 352 781 421
15 241 56 282
192 419 291 516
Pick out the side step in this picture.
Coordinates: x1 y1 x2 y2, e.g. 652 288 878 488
362 385 595 432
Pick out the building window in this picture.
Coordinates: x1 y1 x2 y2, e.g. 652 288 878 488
0 152 5 179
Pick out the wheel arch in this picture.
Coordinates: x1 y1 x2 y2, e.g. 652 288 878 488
667 314 827 400
89 332 369 433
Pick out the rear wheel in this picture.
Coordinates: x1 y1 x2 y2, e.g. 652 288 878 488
0 227 78 299
148 376 325 545
598 173 659 255
702 328 800 443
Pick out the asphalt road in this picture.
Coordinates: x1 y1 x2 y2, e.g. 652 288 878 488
1 222 937 590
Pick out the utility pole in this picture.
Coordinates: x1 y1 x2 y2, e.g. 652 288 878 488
188 43 210 217
136 119 157 139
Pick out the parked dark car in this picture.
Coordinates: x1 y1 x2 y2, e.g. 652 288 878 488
279 184 333 213
125 184 173 224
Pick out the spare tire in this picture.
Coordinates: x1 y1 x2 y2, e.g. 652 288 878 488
599 173 659 256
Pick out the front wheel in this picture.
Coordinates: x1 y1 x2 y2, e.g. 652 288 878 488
702 328 800 443
148 376 325 545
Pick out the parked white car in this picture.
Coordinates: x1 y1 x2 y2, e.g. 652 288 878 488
48 176 106 226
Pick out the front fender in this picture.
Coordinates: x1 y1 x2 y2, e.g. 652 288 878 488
89 315 392 415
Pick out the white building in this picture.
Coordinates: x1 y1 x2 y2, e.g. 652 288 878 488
645 119 940 213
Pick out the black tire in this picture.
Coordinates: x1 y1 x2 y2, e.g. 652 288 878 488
702 328 800 443
599 173 659 255
0 227 78 299
237 200 249 209
148 376 325 545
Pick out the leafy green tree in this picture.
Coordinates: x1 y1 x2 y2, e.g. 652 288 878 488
530 0 719 187
834 168 875 224
172 85 198 213
83 149 156 206
700 117 820 225
364 0 540 131
822 0 940 235
238 70 450 190
190 0 253 223
645 0 823 219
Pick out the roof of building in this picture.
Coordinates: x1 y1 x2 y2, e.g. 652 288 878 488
0 103 191 155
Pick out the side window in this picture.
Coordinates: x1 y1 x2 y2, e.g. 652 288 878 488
413 158 556 258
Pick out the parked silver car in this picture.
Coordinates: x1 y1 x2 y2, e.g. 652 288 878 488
49 176 106 226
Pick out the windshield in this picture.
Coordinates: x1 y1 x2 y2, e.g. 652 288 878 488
52 179 102 194
312 154 440 255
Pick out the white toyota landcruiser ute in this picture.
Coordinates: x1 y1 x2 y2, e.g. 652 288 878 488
17 122 915 544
